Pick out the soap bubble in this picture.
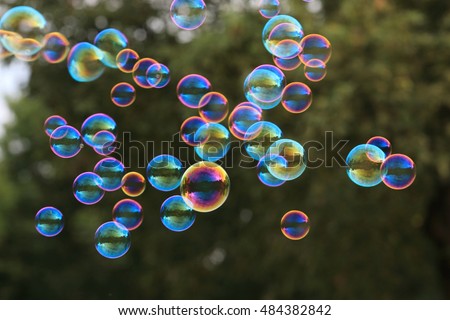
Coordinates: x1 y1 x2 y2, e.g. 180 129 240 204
180 161 230 213
94 221 131 259
111 82 136 107
258 0 281 19
244 64 285 109
73 172 105 205
273 55 302 71
262 15 303 55
281 210 310 240
244 121 283 161
81 113 117 147
112 199 143 231
42 32 70 64
299 34 332 64
367 136 392 158
170 0 207 31
177 74 212 108
35 206 64 237
91 130 117 156
304 59 327 82
44 115 67 137
94 158 125 192
116 48 139 73
267 23 304 58
381 154 416 190
281 82 312 114
94 28 128 68
121 172 146 197
266 139 307 181
146 63 170 88
194 123 231 162
180 116 208 146
49 125 83 159
67 42 105 82
132 57 158 88
346 144 386 187
228 104 263 140
160 195 196 232
146 154 184 192
198 92 229 123
257 154 287 187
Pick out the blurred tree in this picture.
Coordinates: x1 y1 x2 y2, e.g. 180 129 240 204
0 0 448 299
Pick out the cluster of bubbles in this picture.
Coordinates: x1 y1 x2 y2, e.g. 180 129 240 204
0 2 415 259
346 136 416 190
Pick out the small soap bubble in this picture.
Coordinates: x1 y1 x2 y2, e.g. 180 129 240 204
49 125 82 158
146 154 184 192
267 23 304 58
81 113 117 147
180 116 208 146
91 130 117 156
258 0 281 19
228 104 263 140
42 32 70 64
194 123 231 162
281 210 310 240
244 121 283 160
94 221 131 259
35 206 64 237
44 115 67 137
299 34 332 64
170 0 207 31
266 139 307 181
67 42 105 82
367 136 392 158
94 157 125 192
146 62 170 88
273 55 302 71
180 161 230 213
111 82 136 107
73 172 105 205
121 172 146 197
381 154 416 190
346 144 386 187
281 82 312 114
244 64 285 109
198 92 229 123
177 74 212 108
94 28 128 68
257 154 287 187
132 57 158 88
304 59 327 82
116 48 139 73
112 199 143 231
160 195 196 232
262 15 303 55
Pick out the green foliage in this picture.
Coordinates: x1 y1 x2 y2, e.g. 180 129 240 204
0 0 448 299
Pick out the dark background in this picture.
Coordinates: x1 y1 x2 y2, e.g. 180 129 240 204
0 0 449 299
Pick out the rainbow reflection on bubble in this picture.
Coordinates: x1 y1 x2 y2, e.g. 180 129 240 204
94 221 131 259
42 32 70 64
281 210 310 240
346 144 386 187
146 63 171 88
94 28 128 68
132 57 158 89
180 116 208 146
111 82 136 107
81 113 117 147
170 0 207 31
228 104 263 140
116 48 139 73
49 125 82 159
180 161 230 213
273 55 302 71
198 92 229 123
177 74 212 108
299 34 332 64
262 15 303 55
147 155 183 192
67 42 105 82
94 157 125 192
304 59 327 82
367 136 392 158
44 115 67 137
194 123 231 162
35 206 64 237
160 195 196 232
73 172 105 205
258 0 280 19
281 82 312 114
92 130 117 156
267 23 304 59
113 199 143 231
244 121 283 161
267 139 307 181
257 154 286 187
121 172 146 197
381 154 416 190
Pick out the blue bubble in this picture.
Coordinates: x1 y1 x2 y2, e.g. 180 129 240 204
146 154 183 192
94 28 128 68
49 125 83 159
44 115 67 137
160 195 196 232
346 144 386 187
194 123 231 162
257 154 287 187
81 113 117 147
67 42 105 82
35 206 64 237
94 158 125 192
73 172 105 205
112 199 143 231
94 221 131 259
244 121 283 161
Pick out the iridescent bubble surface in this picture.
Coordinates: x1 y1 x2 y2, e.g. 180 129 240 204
49 125 82 158
44 115 67 137
273 55 302 71
304 59 327 82
381 154 416 190
367 136 392 158
94 221 130 259
111 82 136 107
258 0 280 19
266 139 307 181
94 28 128 68
146 63 170 88
244 121 283 160
91 130 117 156
81 113 117 147
228 104 263 140
198 92 229 123
42 32 70 64
281 82 312 114
67 42 105 82
262 15 303 55
146 154 184 192
170 0 207 31
112 199 143 231
160 195 196 232
194 123 231 162
180 161 230 213
94 157 125 192
73 172 105 205
132 57 157 88
180 116 208 146
35 206 64 237
116 48 139 73
281 210 310 240
267 23 304 58
121 172 146 197
244 64 285 109
177 74 212 108
299 34 332 64
257 154 287 187
346 144 386 187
